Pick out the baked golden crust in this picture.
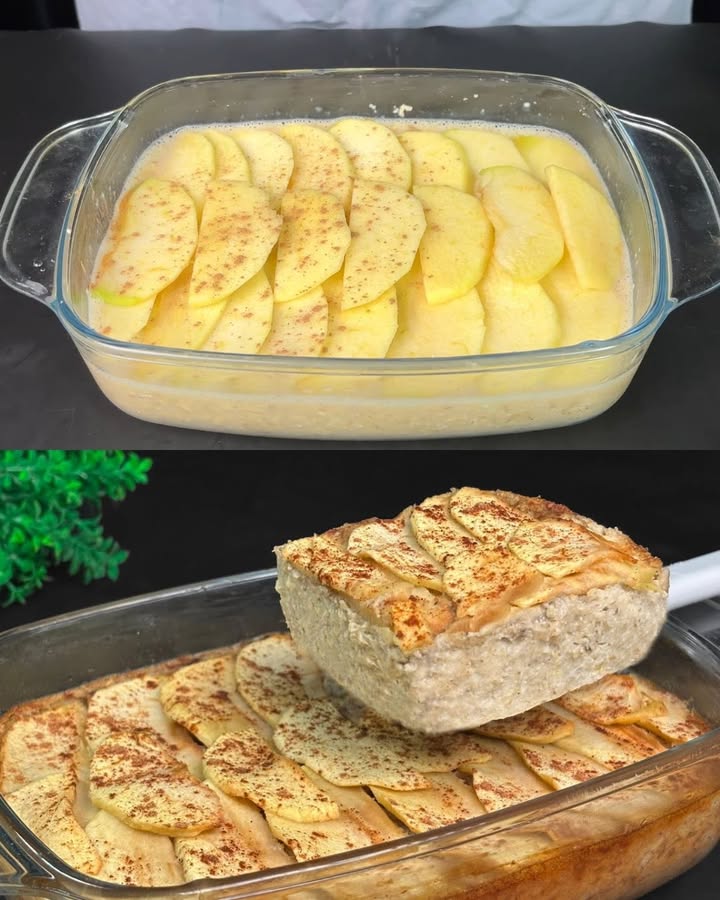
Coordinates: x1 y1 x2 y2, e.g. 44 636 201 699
277 488 665 651
0 637 715 894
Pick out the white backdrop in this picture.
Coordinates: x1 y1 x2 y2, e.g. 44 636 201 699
75 0 692 30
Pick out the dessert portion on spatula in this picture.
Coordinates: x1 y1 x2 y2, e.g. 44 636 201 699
275 488 667 733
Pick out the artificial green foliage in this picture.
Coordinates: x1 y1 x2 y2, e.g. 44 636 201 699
0 450 152 607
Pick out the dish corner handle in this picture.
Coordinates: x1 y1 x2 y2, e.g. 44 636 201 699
0 110 117 305
616 108 720 305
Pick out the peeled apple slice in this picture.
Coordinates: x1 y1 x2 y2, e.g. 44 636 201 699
445 129 530 176
260 286 328 356
478 165 564 283
479 260 561 353
414 184 492 304
202 269 274 354
398 131 471 191
274 191 351 302
342 180 425 310
322 272 398 358
90 178 197 308
188 181 281 308
546 165 624 291
514 134 604 191
279 124 354 212
203 130 251 182
330 118 411 189
133 131 215 211
231 129 294 206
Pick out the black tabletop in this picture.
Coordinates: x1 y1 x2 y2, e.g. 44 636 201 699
1 24 719 449
1 450 719 897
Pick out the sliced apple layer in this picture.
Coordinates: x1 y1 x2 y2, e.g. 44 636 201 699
91 120 630 364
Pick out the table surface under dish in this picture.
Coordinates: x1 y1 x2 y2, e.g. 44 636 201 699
0 23 719 449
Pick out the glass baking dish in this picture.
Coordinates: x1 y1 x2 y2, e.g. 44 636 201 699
1 68 720 439
0 570 719 900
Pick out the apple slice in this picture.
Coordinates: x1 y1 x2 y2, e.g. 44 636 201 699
478 165 564 282
136 269 227 350
515 134 604 191
231 128 294 206
479 259 561 353
189 181 281 308
542 253 628 346
414 185 492 304
547 165 624 290
87 295 156 342
90 179 197 308
134 131 215 211
86 810 183 887
509 518 619 578
235 633 325 727
260 286 328 356
371 773 485 833
273 700 430 790
203 129 251 181
8 774 102 876
456 736 551 813
476 706 574 744
343 180 426 310
323 271 398 358
511 740 610 790
410 492 482 564
387 265 485 358
443 546 544 622
0 700 85 793
347 515 444 591
625 675 710 745
201 269 274 354
448 486 530 549
204 731 339 824
446 129 530 176
279 123 354 211
557 674 665 726
159 655 258 746
398 131 470 191
330 118 411 188
274 190 351 302
89 731 222 837
86 674 203 777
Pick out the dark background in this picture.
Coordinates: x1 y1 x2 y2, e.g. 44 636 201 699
2 450 718 631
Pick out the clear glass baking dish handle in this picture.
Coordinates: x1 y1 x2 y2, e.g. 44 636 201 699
0 110 116 305
616 108 720 305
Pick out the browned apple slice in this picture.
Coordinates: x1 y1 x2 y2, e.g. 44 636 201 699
7 773 102 876
90 731 221 837
176 789 289 880
557 674 666 725
235 633 324 726
509 518 620 578
0 700 85 793
86 675 203 776
203 730 339 823
409 492 481 564
546 702 661 770
456 737 551 812
631 675 710 745
443 547 544 622
347 515 444 591
86 810 183 886
273 700 430 790
160 655 258 746
511 740 610 790
448 487 530 549
476 706 574 744
371 773 484 832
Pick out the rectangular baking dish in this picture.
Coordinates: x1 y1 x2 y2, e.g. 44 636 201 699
0 570 719 900
1 69 720 441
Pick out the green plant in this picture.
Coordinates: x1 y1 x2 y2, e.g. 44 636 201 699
0 450 152 607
